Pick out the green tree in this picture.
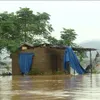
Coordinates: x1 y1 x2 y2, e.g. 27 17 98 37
0 7 54 53
47 28 78 46
0 11 20 52
47 36 59 45
60 28 77 46
16 7 53 43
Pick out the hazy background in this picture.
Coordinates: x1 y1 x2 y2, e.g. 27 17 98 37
0 1 100 45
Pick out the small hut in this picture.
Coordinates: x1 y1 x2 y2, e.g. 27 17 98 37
11 43 96 75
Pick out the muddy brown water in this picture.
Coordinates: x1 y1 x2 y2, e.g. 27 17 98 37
0 74 100 100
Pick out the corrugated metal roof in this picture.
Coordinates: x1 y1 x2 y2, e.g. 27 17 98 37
48 45 97 51
19 43 97 51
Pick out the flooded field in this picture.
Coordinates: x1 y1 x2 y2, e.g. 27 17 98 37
0 74 100 100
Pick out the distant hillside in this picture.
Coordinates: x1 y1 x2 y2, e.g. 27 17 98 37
79 40 100 59
79 40 100 49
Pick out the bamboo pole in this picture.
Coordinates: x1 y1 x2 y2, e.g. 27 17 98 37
90 50 92 74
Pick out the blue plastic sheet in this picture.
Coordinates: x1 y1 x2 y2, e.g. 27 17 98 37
64 47 86 74
19 53 34 74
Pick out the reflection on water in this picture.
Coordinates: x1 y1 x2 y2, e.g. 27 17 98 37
0 74 100 100
0 76 12 100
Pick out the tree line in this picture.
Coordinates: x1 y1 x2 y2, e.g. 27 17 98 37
0 7 78 53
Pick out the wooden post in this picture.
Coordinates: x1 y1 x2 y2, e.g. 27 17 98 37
74 69 75 75
90 50 92 74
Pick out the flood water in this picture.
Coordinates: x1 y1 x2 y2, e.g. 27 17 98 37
0 74 100 100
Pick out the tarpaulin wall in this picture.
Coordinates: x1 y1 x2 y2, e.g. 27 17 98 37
19 53 34 74
64 47 86 74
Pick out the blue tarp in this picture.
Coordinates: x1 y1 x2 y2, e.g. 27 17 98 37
19 53 34 74
64 47 86 74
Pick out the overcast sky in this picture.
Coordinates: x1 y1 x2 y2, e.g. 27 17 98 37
0 1 100 44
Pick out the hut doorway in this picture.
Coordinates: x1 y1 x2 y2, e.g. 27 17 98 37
19 53 34 75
